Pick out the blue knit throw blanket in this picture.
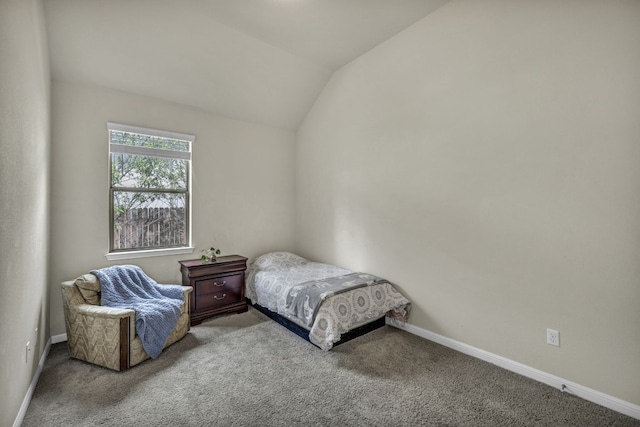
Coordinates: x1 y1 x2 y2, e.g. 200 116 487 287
91 265 184 359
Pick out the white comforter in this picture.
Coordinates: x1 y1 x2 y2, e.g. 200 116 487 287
245 252 411 350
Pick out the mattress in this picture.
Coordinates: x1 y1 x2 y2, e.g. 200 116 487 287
245 252 411 350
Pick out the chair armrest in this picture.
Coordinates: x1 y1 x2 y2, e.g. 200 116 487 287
66 304 136 371
181 286 192 311
74 304 135 318
179 286 192 315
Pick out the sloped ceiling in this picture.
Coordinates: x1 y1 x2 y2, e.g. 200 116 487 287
44 0 448 130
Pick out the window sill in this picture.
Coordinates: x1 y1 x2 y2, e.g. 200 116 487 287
105 247 195 261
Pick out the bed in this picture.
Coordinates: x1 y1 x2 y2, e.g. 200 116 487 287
245 252 411 350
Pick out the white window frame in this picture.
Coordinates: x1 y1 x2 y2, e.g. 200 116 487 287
105 122 195 260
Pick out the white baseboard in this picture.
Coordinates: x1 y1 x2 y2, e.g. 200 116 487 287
51 333 67 344
386 318 640 421
13 338 51 427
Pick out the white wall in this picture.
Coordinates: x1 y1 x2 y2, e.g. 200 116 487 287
49 80 296 336
0 0 51 425
296 0 640 406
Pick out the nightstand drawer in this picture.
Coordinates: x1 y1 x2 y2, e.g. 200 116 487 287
195 287 242 311
195 274 243 295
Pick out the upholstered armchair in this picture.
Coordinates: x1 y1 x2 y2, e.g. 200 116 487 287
61 273 192 371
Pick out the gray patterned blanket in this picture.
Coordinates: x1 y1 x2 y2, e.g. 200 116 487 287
285 272 389 327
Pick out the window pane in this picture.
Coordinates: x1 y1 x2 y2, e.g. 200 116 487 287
111 153 187 189
110 130 189 152
112 191 187 250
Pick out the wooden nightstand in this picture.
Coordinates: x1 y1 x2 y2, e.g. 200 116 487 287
179 255 248 326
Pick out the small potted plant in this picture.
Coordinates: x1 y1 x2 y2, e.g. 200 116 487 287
201 247 221 263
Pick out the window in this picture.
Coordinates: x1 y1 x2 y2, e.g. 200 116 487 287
107 122 194 257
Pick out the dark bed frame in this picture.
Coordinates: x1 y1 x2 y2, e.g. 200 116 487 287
249 300 386 348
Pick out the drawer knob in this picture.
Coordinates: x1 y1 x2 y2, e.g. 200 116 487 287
213 280 226 287
213 293 227 300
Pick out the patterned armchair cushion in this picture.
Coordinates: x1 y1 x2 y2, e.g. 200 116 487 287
74 273 101 305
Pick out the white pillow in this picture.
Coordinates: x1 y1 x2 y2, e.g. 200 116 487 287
251 252 308 271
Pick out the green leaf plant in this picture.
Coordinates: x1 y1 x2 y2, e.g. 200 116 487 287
201 247 221 262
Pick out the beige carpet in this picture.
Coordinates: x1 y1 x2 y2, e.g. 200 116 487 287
23 308 639 426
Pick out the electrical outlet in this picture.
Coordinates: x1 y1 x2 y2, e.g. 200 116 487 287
25 341 31 363
547 329 560 347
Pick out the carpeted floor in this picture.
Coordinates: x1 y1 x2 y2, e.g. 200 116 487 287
23 308 639 426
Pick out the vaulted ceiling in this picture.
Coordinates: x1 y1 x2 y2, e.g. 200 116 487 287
44 0 448 130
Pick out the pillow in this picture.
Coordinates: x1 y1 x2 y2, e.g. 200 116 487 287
74 273 101 305
251 252 309 271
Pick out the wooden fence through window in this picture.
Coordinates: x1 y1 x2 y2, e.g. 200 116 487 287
113 207 185 250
